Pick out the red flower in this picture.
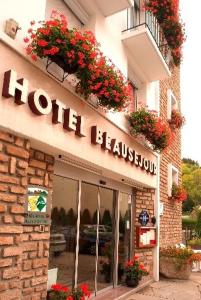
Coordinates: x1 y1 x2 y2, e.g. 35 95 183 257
23 37 29 43
37 28 51 35
25 46 32 54
31 54 37 61
46 20 59 27
44 46 59 55
37 39 48 47
30 20 35 26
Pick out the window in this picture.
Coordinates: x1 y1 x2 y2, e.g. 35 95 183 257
167 89 178 120
167 164 179 197
128 82 138 112
143 81 160 114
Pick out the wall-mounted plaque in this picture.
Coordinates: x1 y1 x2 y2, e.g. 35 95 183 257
24 186 51 225
138 210 149 226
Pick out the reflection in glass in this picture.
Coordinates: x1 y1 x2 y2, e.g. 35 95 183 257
78 183 99 292
49 175 78 287
118 193 131 284
97 188 115 291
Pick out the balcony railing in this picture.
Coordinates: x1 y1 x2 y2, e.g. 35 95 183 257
123 0 171 65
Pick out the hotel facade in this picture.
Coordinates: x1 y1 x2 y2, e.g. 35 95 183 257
0 0 182 299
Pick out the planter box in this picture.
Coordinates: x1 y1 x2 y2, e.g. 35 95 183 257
190 245 201 250
159 257 191 280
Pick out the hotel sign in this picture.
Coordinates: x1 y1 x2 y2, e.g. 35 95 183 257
1 69 156 175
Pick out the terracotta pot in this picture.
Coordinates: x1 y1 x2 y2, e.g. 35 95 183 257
159 256 191 280
125 277 139 287
48 55 78 74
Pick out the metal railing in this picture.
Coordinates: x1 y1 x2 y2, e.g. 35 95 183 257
123 0 171 65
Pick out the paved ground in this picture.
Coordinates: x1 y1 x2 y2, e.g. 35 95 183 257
126 273 201 300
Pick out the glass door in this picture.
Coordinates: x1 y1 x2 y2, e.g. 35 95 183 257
49 175 78 287
118 192 132 284
97 187 115 292
77 183 116 294
77 182 99 292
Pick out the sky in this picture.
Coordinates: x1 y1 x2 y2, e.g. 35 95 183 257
180 1 201 164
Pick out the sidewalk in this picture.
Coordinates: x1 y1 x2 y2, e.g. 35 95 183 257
126 273 201 300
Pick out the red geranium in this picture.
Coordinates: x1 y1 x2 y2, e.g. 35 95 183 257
144 0 186 66
170 183 187 202
76 54 131 111
50 283 91 300
124 255 148 281
129 108 172 152
169 109 185 130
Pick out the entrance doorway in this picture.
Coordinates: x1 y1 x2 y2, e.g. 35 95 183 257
49 169 133 296
78 182 115 294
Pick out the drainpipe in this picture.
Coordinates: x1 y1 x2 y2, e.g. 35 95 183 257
153 153 160 281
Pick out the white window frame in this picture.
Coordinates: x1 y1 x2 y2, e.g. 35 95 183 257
167 89 178 120
167 164 179 197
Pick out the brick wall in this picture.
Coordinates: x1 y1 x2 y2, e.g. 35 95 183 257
0 130 54 300
134 188 155 280
0 131 29 299
159 65 182 247
21 149 54 300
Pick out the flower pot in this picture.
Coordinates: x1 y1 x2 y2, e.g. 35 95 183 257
48 55 78 74
125 277 139 287
159 256 191 279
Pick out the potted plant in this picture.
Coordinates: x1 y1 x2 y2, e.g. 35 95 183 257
170 183 187 203
168 109 185 130
24 10 99 74
128 108 172 152
124 255 148 287
159 246 201 279
50 283 91 300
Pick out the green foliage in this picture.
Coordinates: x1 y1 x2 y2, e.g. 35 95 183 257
182 158 199 166
59 207 66 226
102 209 112 226
51 207 60 225
182 217 196 230
188 239 201 246
67 208 76 226
195 210 201 238
81 209 91 224
182 158 201 212
92 210 98 224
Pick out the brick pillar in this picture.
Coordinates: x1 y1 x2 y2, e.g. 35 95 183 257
21 149 54 300
134 188 155 279
0 131 29 300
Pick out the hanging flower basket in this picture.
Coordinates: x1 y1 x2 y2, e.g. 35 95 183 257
169 183 187 203
24 11 99 76
168 109 185 130
144 0 186 66
47 54 79 74
128 108 172 152
76 55 132 111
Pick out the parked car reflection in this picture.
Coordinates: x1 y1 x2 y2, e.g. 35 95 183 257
79 225 113 255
